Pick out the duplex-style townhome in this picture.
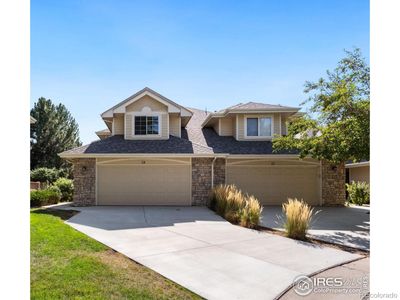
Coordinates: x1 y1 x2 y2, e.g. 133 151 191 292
59 87 345 206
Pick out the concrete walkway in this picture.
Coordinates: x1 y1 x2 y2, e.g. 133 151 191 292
260 206 370 251
63 206 362 300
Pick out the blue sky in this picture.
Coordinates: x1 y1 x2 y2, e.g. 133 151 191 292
31 0 369 144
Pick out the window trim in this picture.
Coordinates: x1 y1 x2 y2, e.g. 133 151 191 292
134 115 160 135
244 115 274 139
130 112 162 137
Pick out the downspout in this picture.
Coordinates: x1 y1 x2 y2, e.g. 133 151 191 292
211 157 217 188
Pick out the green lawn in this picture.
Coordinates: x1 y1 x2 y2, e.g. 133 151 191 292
31 209 202 300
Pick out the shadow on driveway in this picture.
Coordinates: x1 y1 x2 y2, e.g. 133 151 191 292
260 206 370 251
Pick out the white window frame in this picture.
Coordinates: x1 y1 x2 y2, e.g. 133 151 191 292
130 112 163 137
244 115 274 139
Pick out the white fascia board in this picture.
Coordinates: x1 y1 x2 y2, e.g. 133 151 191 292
345 161 370 168
181 108 193 117
101 109 114 118
58 152 305 160
230 109 299 114
59 153 227 159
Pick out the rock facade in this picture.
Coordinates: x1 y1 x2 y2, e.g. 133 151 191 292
191 158 226 206
71 158 96 206
321 160 346 206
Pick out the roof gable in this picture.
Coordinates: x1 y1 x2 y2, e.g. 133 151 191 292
202 101 300 127
101 87 192 118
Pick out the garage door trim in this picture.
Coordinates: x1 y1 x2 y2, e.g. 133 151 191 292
95 157 192 206
226 158 322 206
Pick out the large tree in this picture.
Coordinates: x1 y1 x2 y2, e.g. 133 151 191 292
273 48 369 164
30 98 82 169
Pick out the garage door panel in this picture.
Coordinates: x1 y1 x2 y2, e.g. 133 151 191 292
227 165 320 205
97 163 191 205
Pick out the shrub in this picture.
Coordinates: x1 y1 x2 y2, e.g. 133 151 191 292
346 181 370 205
224 189 246 223
282 198 314 240
30 168 60 184
54 178 74 201
210 184 236 215
30 188 61 207
240 196 263 228
209 184 262 228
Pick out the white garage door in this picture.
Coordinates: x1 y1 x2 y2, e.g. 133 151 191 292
97 159 191 205
226 160 321 205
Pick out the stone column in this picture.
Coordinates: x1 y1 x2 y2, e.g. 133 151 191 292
191 157 227 206
71 158 96 206
321 160 346 206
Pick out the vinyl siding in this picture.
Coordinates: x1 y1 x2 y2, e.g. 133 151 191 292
273 114 280 136
113 114 124 135
212 120 220 135
169 114 181 137
232 116 237 139
126 95 168 112
220 117 234 136
237 115 244 139
281 115 287 135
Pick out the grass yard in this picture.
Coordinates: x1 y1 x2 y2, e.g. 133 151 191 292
31 209 202 300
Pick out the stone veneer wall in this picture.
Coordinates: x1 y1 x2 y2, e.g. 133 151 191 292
191 158 226 206
213 158 226 186
321 160 346 206
71 158 96 206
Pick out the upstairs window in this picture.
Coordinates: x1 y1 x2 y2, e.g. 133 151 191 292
246 117 272 137
134 116 159 135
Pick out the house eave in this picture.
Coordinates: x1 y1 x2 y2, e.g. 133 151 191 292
345 161 370 168
58 152 302 159
201 109 300 128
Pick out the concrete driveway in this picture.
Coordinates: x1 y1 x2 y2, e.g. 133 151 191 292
260 206 370 251
64 206 361 300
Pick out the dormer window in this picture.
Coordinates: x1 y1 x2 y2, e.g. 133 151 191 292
134 116 159 135
246 116 272 137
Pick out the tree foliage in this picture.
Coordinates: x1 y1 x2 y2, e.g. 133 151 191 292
273 48 370 164
30 98 81 170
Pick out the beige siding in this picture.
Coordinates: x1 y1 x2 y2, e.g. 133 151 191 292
169 114 181 137
113 114 124 135
126 95 168 112
212 120 220 135
125 113 168 140
232 116 237 139
220 117 234 136
226 160 320 205
273 113 280 136
125 114 132 139
349 166 370 184
281 115 287 135
97 159 191 205
237 115 244 139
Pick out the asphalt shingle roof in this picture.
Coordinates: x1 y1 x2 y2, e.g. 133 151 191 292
61 107 296 156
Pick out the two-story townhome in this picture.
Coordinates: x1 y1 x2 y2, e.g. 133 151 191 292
59 87 345 206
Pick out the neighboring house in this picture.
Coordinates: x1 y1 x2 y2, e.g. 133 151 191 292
30 116 37 124
59 87 345 207
346 161 370 184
